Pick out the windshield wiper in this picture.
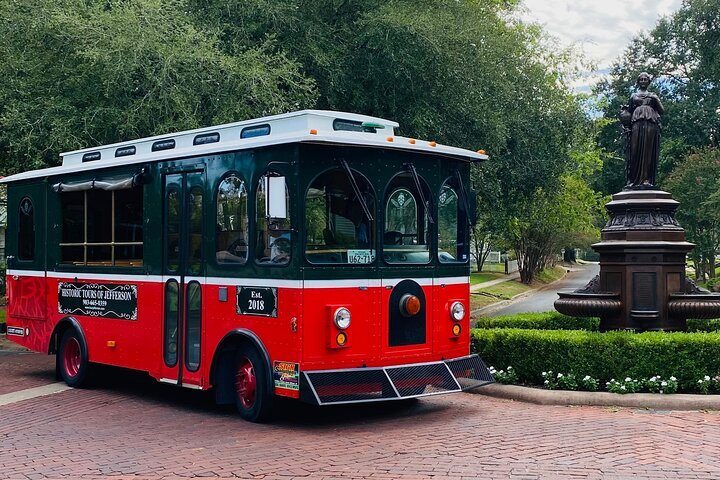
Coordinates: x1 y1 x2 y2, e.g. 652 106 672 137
454 169 473 226
405 163 434 224
339 159 373 222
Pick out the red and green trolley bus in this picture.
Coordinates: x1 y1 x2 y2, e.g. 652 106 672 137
3 110 493 421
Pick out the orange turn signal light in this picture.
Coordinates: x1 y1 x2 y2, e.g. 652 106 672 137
452 324 462 336
336 332 348 346
401 294 422 317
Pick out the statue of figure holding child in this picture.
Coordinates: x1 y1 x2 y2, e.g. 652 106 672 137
620 72 664 188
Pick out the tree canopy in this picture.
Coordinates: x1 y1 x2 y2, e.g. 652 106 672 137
0 0 602 282
0 0 317 175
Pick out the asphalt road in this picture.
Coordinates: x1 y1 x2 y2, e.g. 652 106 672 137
485 262 600 317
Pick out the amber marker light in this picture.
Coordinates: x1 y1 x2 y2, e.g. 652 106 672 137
452 324 462 336
336 332 348 346
400 294 422 317
429 141 437 147
387 136 394 142
310 129 318 135
477 149 486 155
408 138 416 144
107 341 116 348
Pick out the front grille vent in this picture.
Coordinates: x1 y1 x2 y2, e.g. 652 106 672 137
301 355 494 405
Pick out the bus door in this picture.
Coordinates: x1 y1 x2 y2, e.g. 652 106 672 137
160 170 205 387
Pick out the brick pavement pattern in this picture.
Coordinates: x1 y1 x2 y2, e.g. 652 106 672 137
2 352 720 479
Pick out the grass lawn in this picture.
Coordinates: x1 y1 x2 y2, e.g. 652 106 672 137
470 272 504 285
535 266 566 284
479 262 506 273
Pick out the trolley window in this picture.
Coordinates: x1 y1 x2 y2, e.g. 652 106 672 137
383 172 431 264
255 173 291 265
305 168 375 264
59 186 144 267
437 178 469 263
18 197 35 261
216 175 248 264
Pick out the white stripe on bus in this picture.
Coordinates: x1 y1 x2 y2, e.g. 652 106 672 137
7 270 467 289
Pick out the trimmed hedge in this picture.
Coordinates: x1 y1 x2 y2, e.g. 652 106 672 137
471 327 720 390
475 311 720 333
475 312 599 331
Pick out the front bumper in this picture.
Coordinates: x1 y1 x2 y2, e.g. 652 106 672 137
300 354 495 405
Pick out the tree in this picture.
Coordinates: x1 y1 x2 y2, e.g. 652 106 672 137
664 147 720 281
0 0 317 175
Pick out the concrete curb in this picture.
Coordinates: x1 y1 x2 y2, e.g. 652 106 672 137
470 383 720 411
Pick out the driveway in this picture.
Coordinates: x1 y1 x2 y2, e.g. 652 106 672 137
2 349 720 479
484 263 600 317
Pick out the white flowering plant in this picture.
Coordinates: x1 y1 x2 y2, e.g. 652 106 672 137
606 377 642 394
541 371 579 390
696 375 712 394
645 375 678 394
488 366 518 384
578 375 599 392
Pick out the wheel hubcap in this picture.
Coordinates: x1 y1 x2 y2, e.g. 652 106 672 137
235 356 257 409
63 337 81 378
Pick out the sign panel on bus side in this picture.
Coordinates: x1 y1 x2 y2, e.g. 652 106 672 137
236 286 277 317
58 282 138 320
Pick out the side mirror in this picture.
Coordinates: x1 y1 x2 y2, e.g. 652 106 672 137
468 190 478 226
266 176 288 219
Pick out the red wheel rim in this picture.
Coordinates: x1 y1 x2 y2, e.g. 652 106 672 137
63 337 81 378
235 356 257 409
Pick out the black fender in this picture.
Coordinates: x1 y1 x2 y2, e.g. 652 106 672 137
210 329 273 405
49 317 87 356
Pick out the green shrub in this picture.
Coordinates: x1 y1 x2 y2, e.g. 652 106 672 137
471 328 720 390
476 311 720 333
475 312 599 331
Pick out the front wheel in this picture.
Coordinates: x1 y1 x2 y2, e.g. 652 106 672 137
58 330 91 388
234 346 274 422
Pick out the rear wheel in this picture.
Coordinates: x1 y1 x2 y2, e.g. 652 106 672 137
234 346 273 422
58 330 91 388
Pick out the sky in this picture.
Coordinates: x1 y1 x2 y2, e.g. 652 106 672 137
520 0 684 91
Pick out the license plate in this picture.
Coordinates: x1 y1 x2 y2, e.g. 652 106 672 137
347 249 375 264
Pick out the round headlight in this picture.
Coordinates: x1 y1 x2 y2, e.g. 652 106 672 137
334 307 351 329
450 302 465 321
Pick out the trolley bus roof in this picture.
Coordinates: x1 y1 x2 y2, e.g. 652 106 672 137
1 110 488 184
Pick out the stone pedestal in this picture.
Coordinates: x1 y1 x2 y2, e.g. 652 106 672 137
554 189 720 332
593 190 693 330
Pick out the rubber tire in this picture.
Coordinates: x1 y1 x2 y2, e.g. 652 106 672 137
234 346 274 422
58 329 91 388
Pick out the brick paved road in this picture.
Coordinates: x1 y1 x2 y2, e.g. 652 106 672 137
2 351 720 479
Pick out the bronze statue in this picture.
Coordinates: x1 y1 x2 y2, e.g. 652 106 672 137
620 72 664 188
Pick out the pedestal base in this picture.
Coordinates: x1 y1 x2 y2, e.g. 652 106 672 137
554 189 712 331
